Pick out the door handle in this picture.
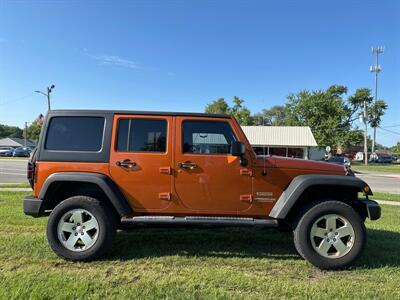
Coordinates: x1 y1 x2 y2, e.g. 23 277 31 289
177 162 197 169
116 160 137 169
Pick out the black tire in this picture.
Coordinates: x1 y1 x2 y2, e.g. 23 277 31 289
47 196 116 261
293 200 366 270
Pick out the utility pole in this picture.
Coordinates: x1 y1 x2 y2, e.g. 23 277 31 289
24 122 28 147
35 84 55 111
370 47 384 153
363 101 368 165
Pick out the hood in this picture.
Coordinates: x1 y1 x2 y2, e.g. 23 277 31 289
257 156 345 175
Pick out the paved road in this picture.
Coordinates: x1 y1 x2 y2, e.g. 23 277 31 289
0 159 29 183
0 159 399 194
356 171 400 194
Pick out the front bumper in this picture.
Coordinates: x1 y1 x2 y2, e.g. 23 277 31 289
23 195 43 217
360 199 381 221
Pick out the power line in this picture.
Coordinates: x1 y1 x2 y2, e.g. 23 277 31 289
381 124 400 128
377 126 400 136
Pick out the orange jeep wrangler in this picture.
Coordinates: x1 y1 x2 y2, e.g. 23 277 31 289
24 110 380 269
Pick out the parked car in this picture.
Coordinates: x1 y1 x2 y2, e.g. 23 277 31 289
327 156 351 167
0 146 14 157
23 109 380 270
21 146 34 153
12 147 30 157
376 155 394 164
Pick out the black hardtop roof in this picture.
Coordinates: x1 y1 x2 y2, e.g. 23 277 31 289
48 109 230 119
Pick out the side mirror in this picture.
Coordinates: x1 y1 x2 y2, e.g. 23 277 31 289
231 141 245 156
231 141 248 166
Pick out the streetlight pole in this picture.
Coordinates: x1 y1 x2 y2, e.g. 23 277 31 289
370 47 384 153
35 84 55 111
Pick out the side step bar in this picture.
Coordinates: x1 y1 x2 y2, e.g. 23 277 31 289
121 216 279 227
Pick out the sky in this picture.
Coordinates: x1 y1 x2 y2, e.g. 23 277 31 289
0 0 399 146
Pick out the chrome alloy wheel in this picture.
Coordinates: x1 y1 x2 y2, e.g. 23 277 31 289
310 214 355 259
57 209 99 252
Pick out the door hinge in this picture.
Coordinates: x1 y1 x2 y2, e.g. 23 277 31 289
159 192 171 201
240 194 253 203
159 166 172 175
240 169 252 176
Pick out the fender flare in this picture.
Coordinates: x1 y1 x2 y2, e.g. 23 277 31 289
269 174 372 219
39 172 133 216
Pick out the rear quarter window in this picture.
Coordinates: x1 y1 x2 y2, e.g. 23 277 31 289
45 116 105 151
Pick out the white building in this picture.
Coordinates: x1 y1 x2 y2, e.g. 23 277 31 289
241 126 318 159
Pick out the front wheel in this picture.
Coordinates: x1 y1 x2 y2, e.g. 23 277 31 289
294 200 366 270
47 196 116 261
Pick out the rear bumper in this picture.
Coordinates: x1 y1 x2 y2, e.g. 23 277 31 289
23 195 43 217
360 199 381 221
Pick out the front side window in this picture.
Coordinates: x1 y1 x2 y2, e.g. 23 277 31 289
182 120 237 154
45 116 105 151
116 118 167 152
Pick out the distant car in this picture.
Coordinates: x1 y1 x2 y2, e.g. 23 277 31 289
376 155 393 164
0 147 14 157
21 147 34 153
327 156 351 167
12 147 30 157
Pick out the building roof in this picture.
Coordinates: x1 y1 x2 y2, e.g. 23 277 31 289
0 137 36 148
241 126 317 147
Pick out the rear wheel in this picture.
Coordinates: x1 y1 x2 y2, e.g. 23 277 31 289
47 196 116 261
293 200 366 269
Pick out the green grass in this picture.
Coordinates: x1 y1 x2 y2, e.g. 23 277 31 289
0 183 30 188
371 192 400 202
352 164 400 173
1 191 400 299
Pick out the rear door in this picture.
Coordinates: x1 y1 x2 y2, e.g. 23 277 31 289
109 115 173 211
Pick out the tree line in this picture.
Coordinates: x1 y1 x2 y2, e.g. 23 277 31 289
0 121 42 142
205 85 389 150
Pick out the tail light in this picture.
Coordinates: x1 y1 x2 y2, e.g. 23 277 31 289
27 161 35 189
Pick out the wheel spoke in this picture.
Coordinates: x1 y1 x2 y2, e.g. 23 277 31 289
83 218 97 231
71 211 83 224
317 239 331 255
311 226 326 238
66 234 79 249
80 232 93 246
326 215 337 231
60 222 75 233
334 239 349 254
336 224 353 237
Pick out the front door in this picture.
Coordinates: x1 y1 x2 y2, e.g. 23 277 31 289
109 115 173 211
173 117 252 213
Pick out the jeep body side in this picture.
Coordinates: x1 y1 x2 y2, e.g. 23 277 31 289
23 110 380 269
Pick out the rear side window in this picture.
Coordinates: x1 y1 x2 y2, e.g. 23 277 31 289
116 119 167 152
182 120 237 154
45 117 105 151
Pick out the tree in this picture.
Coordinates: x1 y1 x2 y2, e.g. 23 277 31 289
253 105 287 126
285 85 365 148
205 97 253 125
26 122 42 142
0 124 23 138
368 100 388 128
229 97 253 125
391 142 400 154
205 98 230 114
